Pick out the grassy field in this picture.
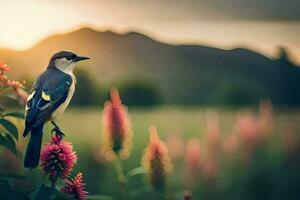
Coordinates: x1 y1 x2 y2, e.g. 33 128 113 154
48 106 240 162
12 106 300 199
57 106 300 145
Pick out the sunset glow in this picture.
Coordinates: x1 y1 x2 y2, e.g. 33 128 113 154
0 0 299 62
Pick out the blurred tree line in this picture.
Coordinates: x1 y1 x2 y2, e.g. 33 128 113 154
71 69 162 107
200 47 300 107
13 47 300 107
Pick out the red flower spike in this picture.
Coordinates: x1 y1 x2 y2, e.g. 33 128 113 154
142 126 172 192
61 172 88 200
102 87 132 161
40 135 77 185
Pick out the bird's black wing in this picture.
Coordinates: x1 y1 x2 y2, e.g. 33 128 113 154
23 72 72 136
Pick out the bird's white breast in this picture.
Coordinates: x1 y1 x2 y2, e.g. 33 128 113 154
51 73 76 122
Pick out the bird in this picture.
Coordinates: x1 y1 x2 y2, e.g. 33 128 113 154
23 50 90 168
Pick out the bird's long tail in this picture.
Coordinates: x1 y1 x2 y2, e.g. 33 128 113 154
24 124 44 168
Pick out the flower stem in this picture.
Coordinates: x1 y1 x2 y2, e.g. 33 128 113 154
50 175 57 188
114 156 127 200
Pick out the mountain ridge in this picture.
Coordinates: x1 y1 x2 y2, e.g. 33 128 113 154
0 27 299 105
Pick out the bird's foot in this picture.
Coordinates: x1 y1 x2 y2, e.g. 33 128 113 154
51 122 65 139
51 126 65 137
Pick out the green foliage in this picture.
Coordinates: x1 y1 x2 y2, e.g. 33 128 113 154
126 167 147 181
0 90 24 108
71 73 164 107
118 80 163 106
0 119 19 140
0 109 23 157
0 133 19 157
276 48 300 106
33 185 73 200
0 174 30 200
4 112 25 119
0 79 29 199
72 68 105 106
214 79 265 105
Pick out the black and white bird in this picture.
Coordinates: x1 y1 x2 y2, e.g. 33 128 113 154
23 50 90 168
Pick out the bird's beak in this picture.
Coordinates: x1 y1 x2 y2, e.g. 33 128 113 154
73 55 90 62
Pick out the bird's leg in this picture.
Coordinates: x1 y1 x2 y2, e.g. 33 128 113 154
51 121 65 138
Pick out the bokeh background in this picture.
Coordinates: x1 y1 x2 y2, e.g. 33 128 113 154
0 0 300 199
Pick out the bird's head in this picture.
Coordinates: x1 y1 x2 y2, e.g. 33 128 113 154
48 50 90 72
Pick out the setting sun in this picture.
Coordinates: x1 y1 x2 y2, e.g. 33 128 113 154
1 0 299 63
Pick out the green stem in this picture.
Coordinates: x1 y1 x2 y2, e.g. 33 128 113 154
50 175 57 188
114 156 127 200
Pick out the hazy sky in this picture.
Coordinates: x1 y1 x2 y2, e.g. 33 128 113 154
0 0 299 62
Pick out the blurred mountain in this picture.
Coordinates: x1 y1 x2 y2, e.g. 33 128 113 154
0 27 299 105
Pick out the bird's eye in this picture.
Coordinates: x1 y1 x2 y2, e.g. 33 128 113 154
66 56 72 60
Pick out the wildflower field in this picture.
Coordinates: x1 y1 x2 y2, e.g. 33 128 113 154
51 106 300 200
1 62 300 200
3 105 300 199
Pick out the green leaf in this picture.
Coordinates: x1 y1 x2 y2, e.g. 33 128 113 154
88 195 114 200
4 112 25 119
0 133 19 157
126 167 147 194
126 167 147 181
4 133 17 150
0 118 18 140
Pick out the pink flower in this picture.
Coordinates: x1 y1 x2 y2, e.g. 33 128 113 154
234 112 264 161
142 126 172 191
40 135 77 185
232 109 271 162
166 134 184 160
184 138 201 188
185 138 201 173
222 133 239 154
201 111 221 181
61 172 88 200
0 61 28 105
0 62 23 90
0 61 10 72
102 87 132 160
204 110 221 153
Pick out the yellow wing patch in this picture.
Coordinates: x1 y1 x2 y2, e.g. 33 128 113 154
42 91 51 101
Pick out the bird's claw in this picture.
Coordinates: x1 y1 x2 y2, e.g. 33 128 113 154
51 126 65 138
